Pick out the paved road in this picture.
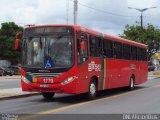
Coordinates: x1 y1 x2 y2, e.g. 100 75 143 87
0 78 20 89
0 77 160 120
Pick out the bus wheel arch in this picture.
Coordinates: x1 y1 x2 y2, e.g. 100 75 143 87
88 76 98 100
91 76 98 88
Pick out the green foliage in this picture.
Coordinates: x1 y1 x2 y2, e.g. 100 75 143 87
0 22 23 64
120 24 160 60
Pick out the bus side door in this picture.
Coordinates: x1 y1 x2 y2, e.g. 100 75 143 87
77 32 89 93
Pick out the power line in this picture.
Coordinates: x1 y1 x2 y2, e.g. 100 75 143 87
70 0 139 18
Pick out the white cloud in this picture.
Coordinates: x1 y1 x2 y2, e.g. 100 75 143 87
127 0 157 8
0 0 159 35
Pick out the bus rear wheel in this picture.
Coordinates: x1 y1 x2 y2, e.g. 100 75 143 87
128 76 135 90
42 92 55 100
88 79 97 100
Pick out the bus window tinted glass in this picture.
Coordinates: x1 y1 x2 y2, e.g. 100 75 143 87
114 42 122 59
103 39 113 58
90 36 102 57
123 44 130 60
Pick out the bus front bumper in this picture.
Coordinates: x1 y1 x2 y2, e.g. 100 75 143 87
21 80 78 94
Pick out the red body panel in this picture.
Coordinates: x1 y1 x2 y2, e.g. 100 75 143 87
105 59 147 89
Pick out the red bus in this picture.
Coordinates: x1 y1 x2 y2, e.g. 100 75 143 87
16 24 148 99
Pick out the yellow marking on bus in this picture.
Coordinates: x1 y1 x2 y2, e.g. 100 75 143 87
18 84 160 120
103 59 106 89
33 78 37 83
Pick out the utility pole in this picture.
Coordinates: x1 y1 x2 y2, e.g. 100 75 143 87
128 7 156 29
66 0 69 24
74 0 78 25
140 12 143 29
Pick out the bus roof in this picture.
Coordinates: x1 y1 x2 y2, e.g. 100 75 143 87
76 26 147 49
103 34 148 49
25 24 147 49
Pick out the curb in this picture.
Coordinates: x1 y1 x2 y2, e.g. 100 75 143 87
4 77 20 79
0 76 20 80
0 93 40 101
153 76 160 79
153 72 160 75
149 75 160 77
148 76 160 80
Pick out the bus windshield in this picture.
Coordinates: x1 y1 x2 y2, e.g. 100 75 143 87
22 36 74 68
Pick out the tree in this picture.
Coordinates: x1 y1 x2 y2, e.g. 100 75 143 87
0 22 23 64
120 24 160 60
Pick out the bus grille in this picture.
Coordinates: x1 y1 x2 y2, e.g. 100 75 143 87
27 72 64 78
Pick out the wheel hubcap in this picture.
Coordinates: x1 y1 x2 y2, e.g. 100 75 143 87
90 83 96 96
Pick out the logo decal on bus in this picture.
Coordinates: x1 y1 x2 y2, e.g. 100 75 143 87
88 61 101 72
130 64 136 70
45 59 53 69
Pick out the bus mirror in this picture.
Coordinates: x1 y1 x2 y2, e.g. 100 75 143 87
15 32 23 49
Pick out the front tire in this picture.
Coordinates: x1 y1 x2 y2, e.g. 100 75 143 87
42 92 55 100
88 79 97 100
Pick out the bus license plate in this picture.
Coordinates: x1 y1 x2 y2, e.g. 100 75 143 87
40 84 49 88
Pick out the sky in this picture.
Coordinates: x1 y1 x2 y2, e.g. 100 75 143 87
0 0 159 35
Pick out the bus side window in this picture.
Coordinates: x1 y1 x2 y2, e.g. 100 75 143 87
131 46 137 60
143 49 147 61
123 44 130 60
90 36 102 57
114 42 122 59
103 39 113 58
137 48 141 61
77 33 88 65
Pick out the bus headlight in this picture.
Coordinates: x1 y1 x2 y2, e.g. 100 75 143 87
21 76 30 84
61 76 77 85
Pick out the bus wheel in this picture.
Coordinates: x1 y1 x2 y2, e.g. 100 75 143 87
42 92 55 100
88 79 97 100
129 76 135 90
